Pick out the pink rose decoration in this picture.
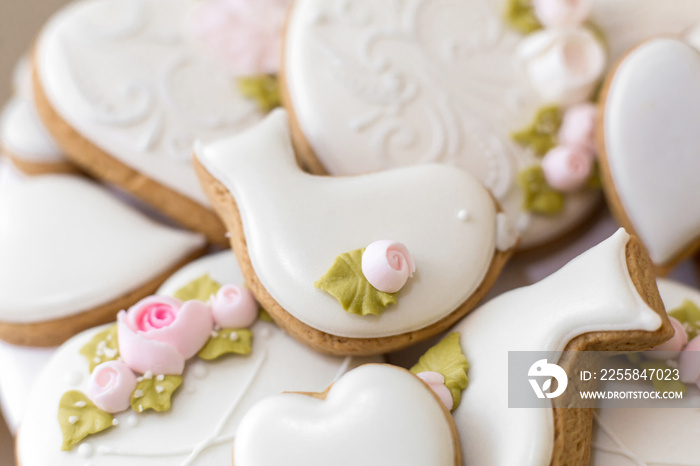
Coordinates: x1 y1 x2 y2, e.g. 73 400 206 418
679 335 700 384
118 296 214 375
646 317 688 360
541 145 594 192
532 0 591 29
87 360 138 413
558 103 598 153
189 0 291 76
361 240 416 293
416 371 453 411
212 284 259 328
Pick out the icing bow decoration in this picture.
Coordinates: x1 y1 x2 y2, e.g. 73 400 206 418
316 240 415 316
189 0 292 111
508 0 605 215
58 275 262 451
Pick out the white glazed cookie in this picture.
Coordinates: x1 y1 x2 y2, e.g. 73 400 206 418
34 0 264 242
16 251 380 466
1 97 74 174
591 278 700 466
600 37 700 274
0 174 205 345
233 364 460 466
194 109 516 355
283 0 700 249
451 228 669 465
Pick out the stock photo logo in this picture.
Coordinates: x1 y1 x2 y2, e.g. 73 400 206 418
527 359 568 399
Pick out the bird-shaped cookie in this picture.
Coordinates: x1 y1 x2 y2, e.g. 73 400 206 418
194 109 517 355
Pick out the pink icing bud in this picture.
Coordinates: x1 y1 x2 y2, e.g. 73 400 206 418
117 296 215 374
678 335 700 383
361 241 416 293
541 145 594 192
558 103 598 153
532 0 591 28
646 317 688 360
87 360 138 413
212 284 259 329
416 371 453 411
188 0 291 76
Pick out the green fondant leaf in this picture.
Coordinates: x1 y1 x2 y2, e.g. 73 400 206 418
410 333 469 411
586 162 602 190
503 0 542 34
236 75 281 113
669 299 700 340
130 375 183 413
258 309 273 322
174 274 222 302
518 165 565 215
315 248 398 317
79 324 119 373
198 328 253 361
512 106 562 157
639 360 687 394
58 391 114 451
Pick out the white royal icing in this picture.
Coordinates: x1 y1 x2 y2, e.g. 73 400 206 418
16 251 380 466
0 175 205 323
284 0 700 248
34 0 263 207
234 364 456 466
451 228 663 465
1 97 65 163
591 278 700 466
603 38 700 266
196 109 500 339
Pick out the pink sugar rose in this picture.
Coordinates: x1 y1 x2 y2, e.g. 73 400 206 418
532 0 591 29
118 296 214 375
646 317 688 361
361 240 416 294
87 360 138 413
541 145 594 192
189 0 291 76
212 284 259 329
558 103 598 154
416 371 453 411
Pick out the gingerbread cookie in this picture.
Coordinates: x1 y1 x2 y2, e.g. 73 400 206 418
449 228 671 465
15 250 379 465
194 109 517 356
2 58 76 175
282 0 700 249
599 37 700 275
233 364 461 466
33 0 267 244
592 278 700 465
0 173 206 346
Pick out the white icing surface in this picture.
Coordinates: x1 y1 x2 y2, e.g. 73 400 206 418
17 251 380 465
591 278 700 466
35 0 263 207
0 175 205 323
234 364 456 466
196 110 499 338
603 38 700 266
284 0 700 248
1 97 65 163
452 229 663 465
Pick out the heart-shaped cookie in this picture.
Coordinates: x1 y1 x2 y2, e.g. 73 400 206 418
33 0 264 244
195 110 517 355
599 38 700 274
0 173 205 345
234 364 460 466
